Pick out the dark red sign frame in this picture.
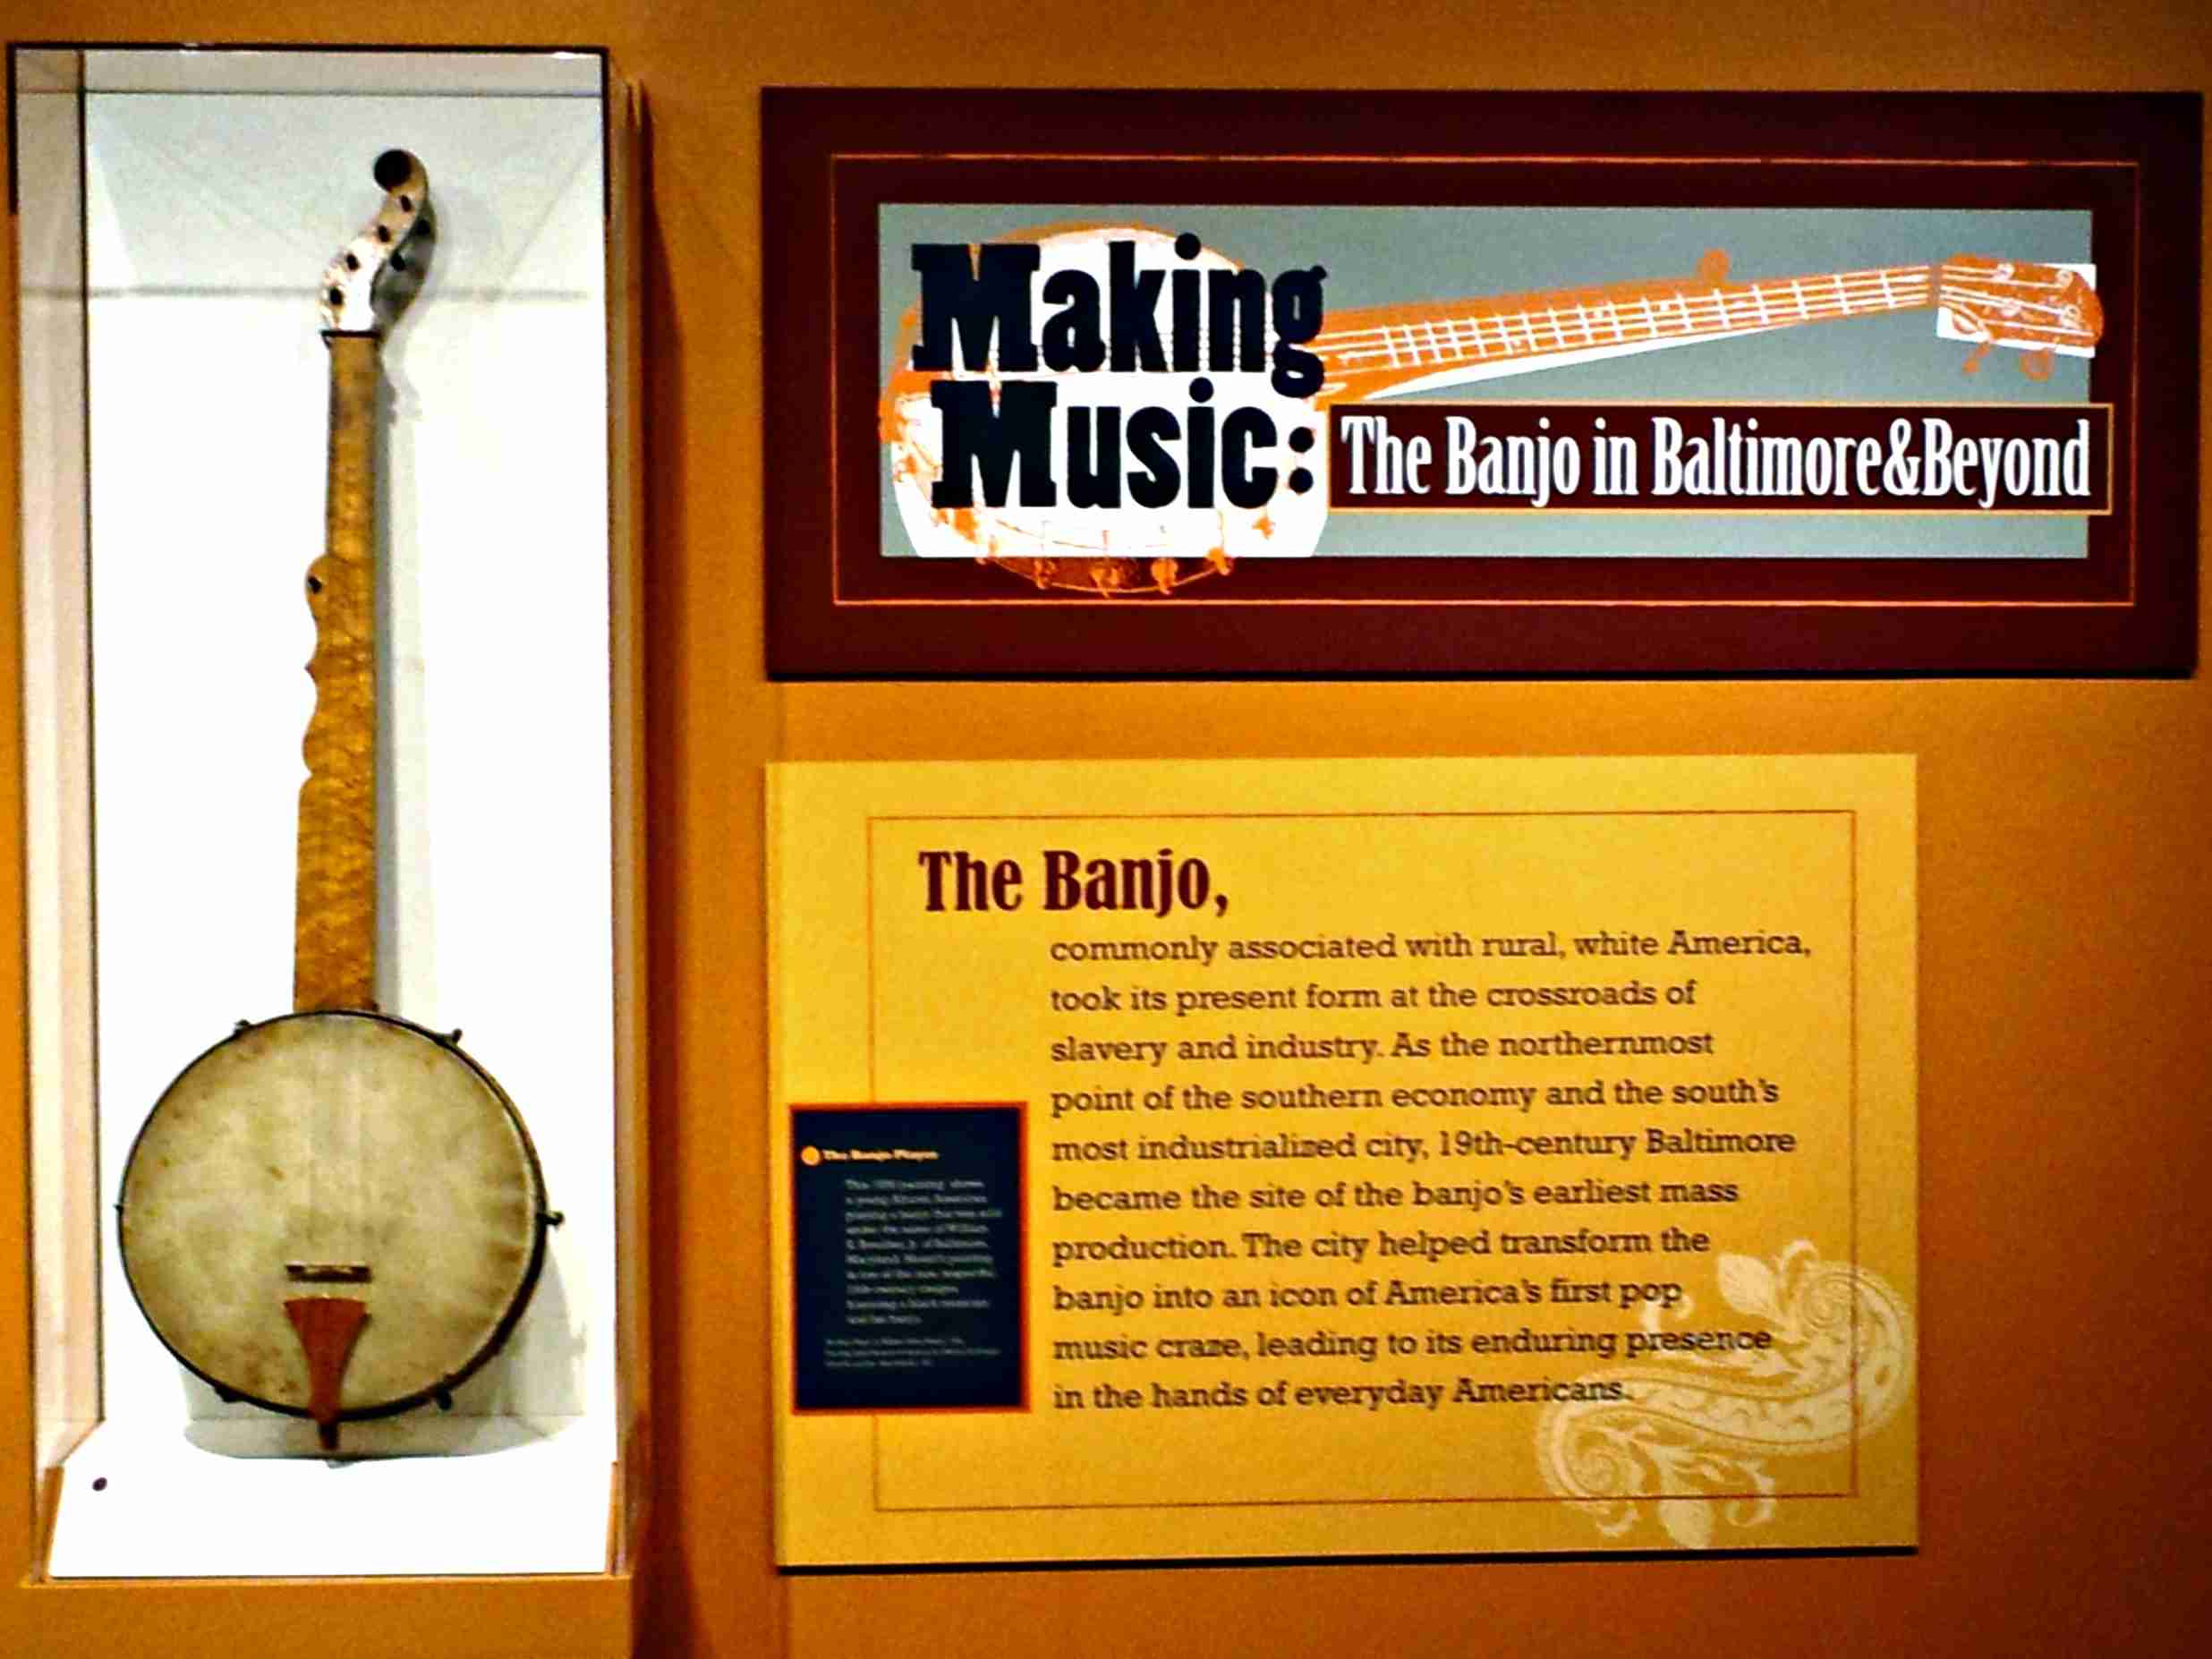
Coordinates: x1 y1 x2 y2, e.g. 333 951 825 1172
763 89 2199 678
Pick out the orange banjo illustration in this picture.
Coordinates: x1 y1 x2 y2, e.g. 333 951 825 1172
882 231 2103 595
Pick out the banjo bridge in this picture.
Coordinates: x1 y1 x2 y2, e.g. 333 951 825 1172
285 1261 373 1284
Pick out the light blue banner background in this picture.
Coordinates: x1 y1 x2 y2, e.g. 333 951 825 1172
880 205 2096 559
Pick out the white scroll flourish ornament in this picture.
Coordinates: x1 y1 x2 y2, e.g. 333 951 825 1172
1535 1241 1913 1548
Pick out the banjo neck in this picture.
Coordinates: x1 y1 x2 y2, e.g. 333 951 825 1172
294 150 428 1014
295 331 383 1013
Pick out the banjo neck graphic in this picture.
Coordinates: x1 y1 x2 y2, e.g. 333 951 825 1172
118 152 551 1453
884 240 2104 594
1310 250 2097 401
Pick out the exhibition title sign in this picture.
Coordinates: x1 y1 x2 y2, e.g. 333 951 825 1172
770 89 2198 676
880 210 2108 574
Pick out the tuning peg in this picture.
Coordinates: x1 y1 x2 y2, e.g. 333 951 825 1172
1960 340 1995 375
2020 348 2055 382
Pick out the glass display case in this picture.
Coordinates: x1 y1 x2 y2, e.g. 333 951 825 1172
9 42 644 1637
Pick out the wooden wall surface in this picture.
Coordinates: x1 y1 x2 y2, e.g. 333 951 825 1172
3 2 2207 1655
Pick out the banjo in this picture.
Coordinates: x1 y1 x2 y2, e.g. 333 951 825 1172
118 151 553 1452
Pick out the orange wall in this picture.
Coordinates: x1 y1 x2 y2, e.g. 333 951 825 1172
4 3 2208 1656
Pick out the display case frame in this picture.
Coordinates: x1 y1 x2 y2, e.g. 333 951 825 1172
5 40 646 1651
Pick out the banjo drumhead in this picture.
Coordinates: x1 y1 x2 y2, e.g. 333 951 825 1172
119 1009 546 1420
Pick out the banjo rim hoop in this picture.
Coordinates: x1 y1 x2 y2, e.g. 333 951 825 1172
116 1007 551 1430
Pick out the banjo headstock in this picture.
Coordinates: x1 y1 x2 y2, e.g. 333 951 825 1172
318 149 432 336
1936 255 2103 358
